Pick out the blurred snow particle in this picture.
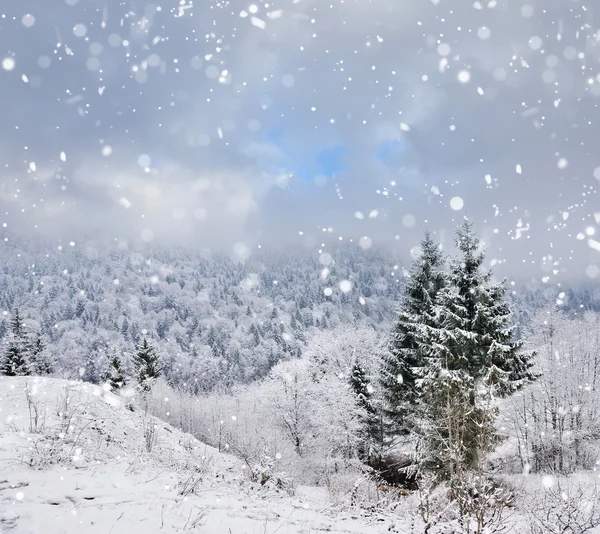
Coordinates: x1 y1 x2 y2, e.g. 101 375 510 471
233 242 251 261
399 122 411 132
135 70 148 84
15 491 25 501
516 164 523 174
65 0 79 5
282 74 295 88
29 162 37 172
437 43 451 56
359 236 373 250
450 196 464 211
593 167 600 181
359 296 366 305
89 42 103 56
557 158 568 170
588 239 600 252
73 23 87 38
339 280 353 293
323 287 333 297
206 65 220 79
87 57 101 71
108 34 122 47
314 175 327 187
458 70 471 83
528 36 543 50
38 56 51 69
368 210 379 219
119 197 132 209
563 46 577 60
403 214 416 228
190 56 203 70
477 27 491 40
319 252 333 266
141 229 154 243
542 475 554 488
354 211 365 220
147 54 161 68
2 57 16 71
521 5 534 18
101 145 113 157
586 265 599 279
137 154 152 169
22 14 36 28
250 17 266 29
542 70 556 84
60 151 67 162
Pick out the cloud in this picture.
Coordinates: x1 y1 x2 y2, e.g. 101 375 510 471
0 0 599 278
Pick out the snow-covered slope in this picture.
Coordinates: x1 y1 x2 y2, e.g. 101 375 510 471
0 377 396 533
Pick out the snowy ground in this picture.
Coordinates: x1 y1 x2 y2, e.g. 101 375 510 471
0 377 400 533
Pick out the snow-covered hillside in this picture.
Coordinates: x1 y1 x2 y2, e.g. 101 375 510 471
0 377 398 533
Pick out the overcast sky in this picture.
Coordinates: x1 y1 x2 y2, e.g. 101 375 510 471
1 0 599 280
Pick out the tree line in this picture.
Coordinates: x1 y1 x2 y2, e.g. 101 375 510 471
1 309 161 393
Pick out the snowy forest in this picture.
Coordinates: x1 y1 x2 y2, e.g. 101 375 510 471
1 234 598 392
5 221 600 532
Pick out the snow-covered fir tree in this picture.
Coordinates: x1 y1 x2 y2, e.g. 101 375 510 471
380 232 446 438
29 332 52 376
350 361 385 464
1 309 32 376
418 219 537 480
81 351 108 384
133 338 161 392
107 353 126 391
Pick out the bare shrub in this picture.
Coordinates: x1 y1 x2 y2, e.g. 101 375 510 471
529 479 600 534
56 385 80 434
25 382 48 433
143 419 159 453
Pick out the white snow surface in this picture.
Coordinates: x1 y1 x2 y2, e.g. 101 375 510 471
0 377 397 533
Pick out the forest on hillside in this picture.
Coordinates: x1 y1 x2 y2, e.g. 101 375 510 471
2 236 599 392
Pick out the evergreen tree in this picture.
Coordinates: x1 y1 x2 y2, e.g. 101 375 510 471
419 219 537 480
81 351 105 384
133 338 161 392
350 361 372 415
108 353 126 391
380 232 446 437
350 361 385 463
1 309 31 376
30 332 52 375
